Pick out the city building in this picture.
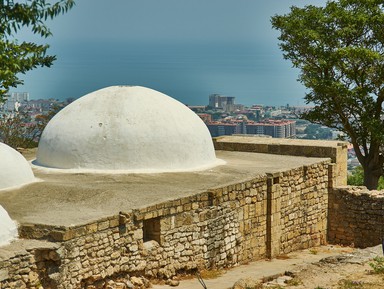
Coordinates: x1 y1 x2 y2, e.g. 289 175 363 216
248 120 296 138
207 119 296 138
208 94 236 112
1 92 29 111
197 113 212 123
187 105 206 113
206 119 247 137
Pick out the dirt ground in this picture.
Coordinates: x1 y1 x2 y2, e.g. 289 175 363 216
153 245 384 289
290 262 384 289
265 245 384 289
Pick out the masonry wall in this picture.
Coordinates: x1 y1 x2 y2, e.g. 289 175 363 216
277 163 329 254
0 240 60 289
213 136 348 187
0 160 331 289
328 186 384 248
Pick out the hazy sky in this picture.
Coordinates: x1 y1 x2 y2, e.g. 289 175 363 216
16 0 327 106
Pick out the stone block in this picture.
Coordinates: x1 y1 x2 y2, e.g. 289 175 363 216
109 217 119 228
87 223 99 234
98 221 110 231
0 269 8 282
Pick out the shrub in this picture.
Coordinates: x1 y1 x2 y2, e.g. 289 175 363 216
348 166 384 190
369 256 384 274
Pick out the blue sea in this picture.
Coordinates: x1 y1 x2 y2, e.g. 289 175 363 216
19 41 307 106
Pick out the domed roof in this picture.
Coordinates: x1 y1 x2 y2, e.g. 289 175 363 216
0 142 35 190
36 86 220 172
0 205 18 246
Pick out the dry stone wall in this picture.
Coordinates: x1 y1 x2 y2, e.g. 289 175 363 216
328 186 384 248
0 240 59 289
278 163 329 254
213 136 348 187
0 160 331 288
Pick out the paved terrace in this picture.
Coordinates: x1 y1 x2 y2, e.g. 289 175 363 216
0 150 328 228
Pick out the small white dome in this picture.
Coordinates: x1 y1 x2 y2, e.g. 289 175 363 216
0 205 18 246
0 143 35 190
36 86 219 172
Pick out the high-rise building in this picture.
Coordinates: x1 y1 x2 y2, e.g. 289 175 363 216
2 92 30 111
208 94 236 112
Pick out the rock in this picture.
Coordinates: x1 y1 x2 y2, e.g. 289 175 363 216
232 277 261 289
276 275 292 285
93 280 105 289
125 280 134 289
105 279 115 289
320 255 350 264
165 279 180 286
115 282 127 289
28 271 39 284
130 276 143 286
141 276 150 288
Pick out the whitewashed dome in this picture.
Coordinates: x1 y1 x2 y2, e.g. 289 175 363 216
36 86 219 172
0 142 35 190
0 205 18 246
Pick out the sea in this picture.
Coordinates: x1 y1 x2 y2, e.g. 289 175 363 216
18 41 307 106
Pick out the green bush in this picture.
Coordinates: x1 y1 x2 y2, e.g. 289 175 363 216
347 166 384 190
369 256 384 274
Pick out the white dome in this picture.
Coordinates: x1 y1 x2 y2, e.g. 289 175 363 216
0 142 35 190
0 205 18 246
36 86 219 172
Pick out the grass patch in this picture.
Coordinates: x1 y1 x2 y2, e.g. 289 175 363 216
338 279 364 288
369 256 384 274
337 278 384 289
198 268 224 279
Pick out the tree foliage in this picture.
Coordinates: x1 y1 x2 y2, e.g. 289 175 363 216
0 0 75 101
347 165 384 189
272 0 384 189
0 110 39 148
0 103 63 149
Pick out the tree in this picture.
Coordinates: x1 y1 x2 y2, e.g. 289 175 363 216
0 0 75 101
347 165 384 189
0 102 64 149
0 110 38 148
272 0 384 190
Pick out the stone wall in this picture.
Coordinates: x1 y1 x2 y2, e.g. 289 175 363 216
328 186 384 248
0 160 331 289
0 240 59 289
276 163 329 255
213 136 348 187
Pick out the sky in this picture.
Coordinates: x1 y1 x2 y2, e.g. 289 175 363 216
15 0 327 106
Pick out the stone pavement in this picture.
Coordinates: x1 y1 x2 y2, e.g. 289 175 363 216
152 245 357 289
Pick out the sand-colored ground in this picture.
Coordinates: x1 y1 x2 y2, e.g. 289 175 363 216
152 245 384 289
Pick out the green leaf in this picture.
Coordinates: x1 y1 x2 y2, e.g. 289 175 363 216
0 0 74 102
272 0 384 189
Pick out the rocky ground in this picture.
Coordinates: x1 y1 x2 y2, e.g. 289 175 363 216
234 245 384 289
153 245 384 289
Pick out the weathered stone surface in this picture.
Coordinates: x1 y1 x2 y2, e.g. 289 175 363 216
166 279 180 287
329 187 384 248
130 276 143 286
232 277 261 289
